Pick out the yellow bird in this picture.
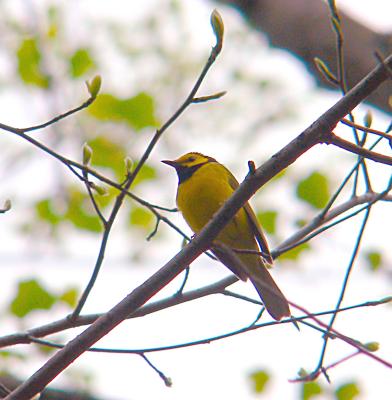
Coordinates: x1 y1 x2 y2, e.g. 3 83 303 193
162 152 291 321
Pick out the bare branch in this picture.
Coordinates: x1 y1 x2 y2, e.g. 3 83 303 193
340 118 392 141
276 190 392 255
290 299 392 380
0 96 96 135
327 132 392 165
13 299 392 373
308 206 372 380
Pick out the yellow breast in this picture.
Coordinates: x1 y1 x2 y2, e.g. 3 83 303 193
176 162 257 252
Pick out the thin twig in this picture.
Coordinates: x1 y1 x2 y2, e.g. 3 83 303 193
22 300 391 371
309 207 372 380
340 119 392 141
275 189 391 256
82 170 107 226
319 136 384 219
176 267 190 295
139 353 172 387
0 96 95 135
327 133 392 165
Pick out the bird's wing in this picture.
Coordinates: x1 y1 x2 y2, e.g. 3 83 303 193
226 167 273 265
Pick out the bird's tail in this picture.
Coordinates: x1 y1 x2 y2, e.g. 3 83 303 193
212 243 291 321
249 266 291 321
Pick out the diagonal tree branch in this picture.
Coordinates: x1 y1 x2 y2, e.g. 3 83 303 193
326 132 392 165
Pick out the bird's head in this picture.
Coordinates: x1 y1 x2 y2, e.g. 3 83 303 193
162 152 215 169
162 152 217 183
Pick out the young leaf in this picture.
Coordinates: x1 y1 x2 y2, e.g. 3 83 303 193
314 57 338 85
129 207 154 229
88 135 126 179
91 183 108 196
124 156 134 174
365 250 382 271
364 342 380 352
132 164 157 186
59 287 79 308
65 188 102 232
302 381 323 400
257 210 277 234
88 92 159 131
296 171 330 209
210 9 224 50
10 279 56 318
70 48 95 78
82 142 93 165
86 75 102 98
17 37 50 88
279 243 311 261
35 198 62 225
335 382 360 400
248 370 270 393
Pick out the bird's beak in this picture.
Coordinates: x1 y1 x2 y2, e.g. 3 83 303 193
161 159 178 168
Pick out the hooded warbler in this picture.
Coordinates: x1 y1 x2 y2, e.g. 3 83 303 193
162 152 291 321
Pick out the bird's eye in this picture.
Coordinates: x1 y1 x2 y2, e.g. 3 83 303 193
188 156 195 162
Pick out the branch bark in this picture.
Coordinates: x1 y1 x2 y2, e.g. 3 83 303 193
327 133 392 165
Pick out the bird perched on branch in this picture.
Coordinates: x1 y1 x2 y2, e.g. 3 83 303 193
162 152 291 321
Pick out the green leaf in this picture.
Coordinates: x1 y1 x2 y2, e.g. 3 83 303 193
35 198 62 225
69 48 95 78
88 92 159 131
133 164 157 186
129 207 154 229
10 279 56 318
257 210 277 234
88 135 126 179
65 188 102 232
249 370 270 393
17 37 50 88
335 382 360 400
365 250 382 271
59 287 79 308
296 172 330 209
279 243 310 261
0 350 26 360
302 381 323 400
